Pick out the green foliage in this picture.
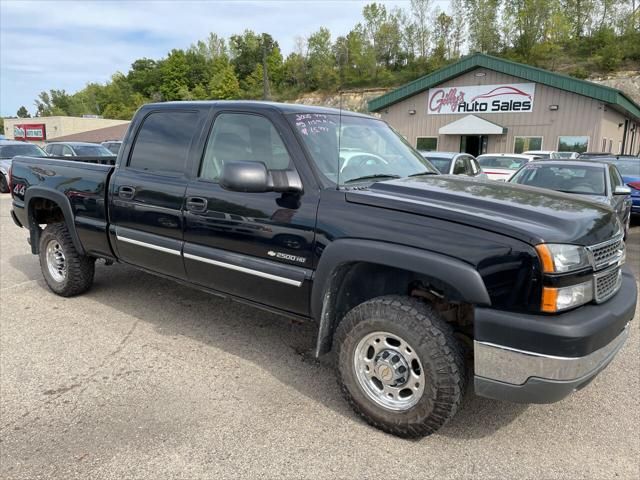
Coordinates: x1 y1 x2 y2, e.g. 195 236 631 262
33 0 638 118
17 106 30 118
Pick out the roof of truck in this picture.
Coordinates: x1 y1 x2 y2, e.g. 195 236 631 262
148 100 374 118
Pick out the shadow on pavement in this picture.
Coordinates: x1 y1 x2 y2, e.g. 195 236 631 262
12 255 528 440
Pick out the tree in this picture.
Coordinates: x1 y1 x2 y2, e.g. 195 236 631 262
307 27 338 90
503 0 552 61
465 0 501 53
209 63 241 99
17 106 30 118
410 0 432 59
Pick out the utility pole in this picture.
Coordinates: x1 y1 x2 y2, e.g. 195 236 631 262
262 34 271 101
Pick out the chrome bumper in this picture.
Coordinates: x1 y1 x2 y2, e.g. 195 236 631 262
475 323 629 386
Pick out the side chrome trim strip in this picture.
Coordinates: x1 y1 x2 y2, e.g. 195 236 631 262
116 235 182 256
183 252 302 287
474 323 629 385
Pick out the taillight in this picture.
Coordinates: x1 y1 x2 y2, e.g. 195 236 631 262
627 181 640 191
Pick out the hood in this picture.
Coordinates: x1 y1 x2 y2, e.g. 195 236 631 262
345 176 620 245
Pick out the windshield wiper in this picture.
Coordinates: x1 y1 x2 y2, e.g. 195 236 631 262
344 174 401 184
408 171 438 177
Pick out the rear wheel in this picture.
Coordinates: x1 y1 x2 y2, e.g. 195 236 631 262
39 223 95 296
334 295 466 438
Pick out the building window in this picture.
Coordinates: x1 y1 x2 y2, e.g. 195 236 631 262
514 136 542 154
601 138 607 152
416 137 438 151
557 136 589 153
608 139 613 153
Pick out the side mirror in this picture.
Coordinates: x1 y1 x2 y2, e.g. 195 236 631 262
220 161 302 194
614 185 631 195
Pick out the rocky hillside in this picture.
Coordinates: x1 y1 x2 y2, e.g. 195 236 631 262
293 72 640 113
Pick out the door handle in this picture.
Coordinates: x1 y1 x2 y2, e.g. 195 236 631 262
186 196 208 213
118 186 135 199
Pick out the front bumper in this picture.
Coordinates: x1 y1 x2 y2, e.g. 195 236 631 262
473 266 636 403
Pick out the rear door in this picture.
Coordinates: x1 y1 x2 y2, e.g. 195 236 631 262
109 106 208 279
182 108 318 315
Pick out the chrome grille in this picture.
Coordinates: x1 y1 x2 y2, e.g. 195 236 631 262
588 237 624 270
594 267 622 303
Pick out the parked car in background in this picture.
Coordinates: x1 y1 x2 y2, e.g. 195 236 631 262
0 140 47 193
522 150 577 159
44 142 115 157
420 152 486 179
582 157 640 216
101 140 122 155
510 160 632 236
476 153 537 181
578 152 637 160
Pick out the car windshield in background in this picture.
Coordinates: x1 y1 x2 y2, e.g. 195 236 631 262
104 143 121 154
74 145 115 156
288 113 437 184
422 156 452 174
612 159 640 177
510 164 606 195
0 144 47 158
478 156 527 170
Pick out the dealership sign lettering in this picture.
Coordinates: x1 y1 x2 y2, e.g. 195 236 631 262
14 123 46 141
427 83 535 115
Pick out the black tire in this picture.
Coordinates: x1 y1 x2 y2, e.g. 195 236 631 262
334 295 466 438
0 174 8 194
39 223 95 297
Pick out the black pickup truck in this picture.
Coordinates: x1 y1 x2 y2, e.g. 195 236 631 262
10 101 636 438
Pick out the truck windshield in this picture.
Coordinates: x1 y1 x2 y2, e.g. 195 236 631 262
0 144 47 159
288 113 436 185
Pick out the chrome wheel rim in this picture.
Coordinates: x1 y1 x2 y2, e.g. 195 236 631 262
353 331 425 411
46 239 66 283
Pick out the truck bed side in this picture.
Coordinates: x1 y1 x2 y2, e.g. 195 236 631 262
11 156 115 259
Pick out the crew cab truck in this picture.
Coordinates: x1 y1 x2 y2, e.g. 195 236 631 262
10 101 637 438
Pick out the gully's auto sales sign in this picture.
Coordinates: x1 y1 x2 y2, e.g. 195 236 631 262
427 83 535 115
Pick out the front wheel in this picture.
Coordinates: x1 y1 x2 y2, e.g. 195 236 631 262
334 295 466 438
39 223 95 297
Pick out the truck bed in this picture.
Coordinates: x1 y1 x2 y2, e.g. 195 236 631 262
10 156 115 258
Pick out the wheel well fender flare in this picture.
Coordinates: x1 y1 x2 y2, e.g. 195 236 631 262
25 187 84 255
311 239 491 356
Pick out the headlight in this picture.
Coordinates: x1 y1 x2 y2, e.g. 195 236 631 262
541 280 594 312
536 244 591 273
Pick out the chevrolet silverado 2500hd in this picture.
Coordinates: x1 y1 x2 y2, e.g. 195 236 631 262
10 101 636 438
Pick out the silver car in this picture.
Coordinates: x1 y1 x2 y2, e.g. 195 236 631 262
0 140 48 193
510 160 632 236
420 152 487 179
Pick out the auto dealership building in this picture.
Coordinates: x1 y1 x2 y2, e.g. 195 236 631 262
369 54 640 157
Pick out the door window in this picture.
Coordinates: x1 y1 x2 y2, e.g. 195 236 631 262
610 166 623 191
453 157 466 175
200 113 292 181
128 110 199 175
62 145 74 156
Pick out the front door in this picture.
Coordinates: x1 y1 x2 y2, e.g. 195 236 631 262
460 135 488 156
183 109 318 315
109 108 206 279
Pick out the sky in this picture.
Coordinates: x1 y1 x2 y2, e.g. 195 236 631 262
0 0 450 117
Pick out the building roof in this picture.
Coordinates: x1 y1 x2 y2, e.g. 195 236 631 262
368 53 640 121
49 122 130 143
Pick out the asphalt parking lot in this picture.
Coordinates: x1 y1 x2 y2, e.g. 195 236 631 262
0 194 638 479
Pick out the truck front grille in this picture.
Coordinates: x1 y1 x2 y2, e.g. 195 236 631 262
588 237 624 270
594 266 622 303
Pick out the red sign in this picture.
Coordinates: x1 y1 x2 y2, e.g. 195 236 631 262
14 123 46 141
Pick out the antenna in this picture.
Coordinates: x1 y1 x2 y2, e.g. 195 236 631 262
336 90 343 190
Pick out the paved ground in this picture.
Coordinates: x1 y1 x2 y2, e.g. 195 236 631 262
1 193 639 480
